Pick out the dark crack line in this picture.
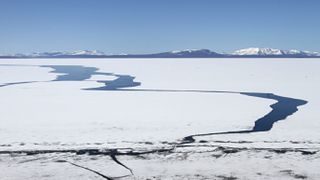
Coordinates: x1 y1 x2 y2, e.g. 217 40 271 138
1 146 316 158
5 145 318 157
54 159 133 180
110 149 134 175
56 160 131 180
59 160 114 180
0 81 39 88
66 161 132 179
0 147 175 156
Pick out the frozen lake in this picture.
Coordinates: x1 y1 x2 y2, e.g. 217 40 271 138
0 58 319 179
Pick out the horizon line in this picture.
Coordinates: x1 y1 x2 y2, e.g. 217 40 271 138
1 47 320 56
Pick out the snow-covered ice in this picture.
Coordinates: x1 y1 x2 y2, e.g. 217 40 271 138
0 58 319 179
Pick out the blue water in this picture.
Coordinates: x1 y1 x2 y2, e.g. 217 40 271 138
41 65 141 90
41 65 112 81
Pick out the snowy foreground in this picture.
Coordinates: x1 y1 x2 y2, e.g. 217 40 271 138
0 59 319 179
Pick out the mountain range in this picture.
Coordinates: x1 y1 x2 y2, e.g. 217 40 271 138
1 48 319 58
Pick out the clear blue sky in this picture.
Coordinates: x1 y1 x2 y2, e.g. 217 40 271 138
1 0 319 54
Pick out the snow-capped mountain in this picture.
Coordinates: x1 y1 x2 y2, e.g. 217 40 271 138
285 49 319 56
150 49 222 57
1 48 319 58
233 48 284 56
169 49 218 56
29 50 106 57
67 50 105 56
232 47 319 57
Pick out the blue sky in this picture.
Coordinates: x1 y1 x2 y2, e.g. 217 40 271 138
1 0 319 54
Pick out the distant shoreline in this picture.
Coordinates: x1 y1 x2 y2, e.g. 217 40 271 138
1 56 319 59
